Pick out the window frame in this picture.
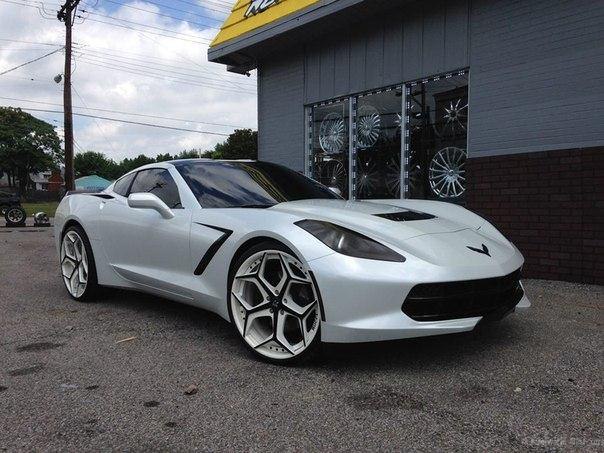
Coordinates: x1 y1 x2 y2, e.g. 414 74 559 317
305 67 469 201
127 167 183 209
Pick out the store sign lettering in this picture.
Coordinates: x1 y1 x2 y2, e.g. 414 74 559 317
245 0 279 18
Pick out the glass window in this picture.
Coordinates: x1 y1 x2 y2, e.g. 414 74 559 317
310 99 349 198
112 172 135 197
354 88 402 199
129 169 182 208
405 72 468 201
174 161 340 209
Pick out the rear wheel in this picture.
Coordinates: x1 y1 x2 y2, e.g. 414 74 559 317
60 226 99 301
228 242 322 364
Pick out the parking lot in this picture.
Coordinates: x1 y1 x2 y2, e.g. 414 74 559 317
0 227 602 451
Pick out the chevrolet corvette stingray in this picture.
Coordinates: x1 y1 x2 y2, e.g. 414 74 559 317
55 159 530 363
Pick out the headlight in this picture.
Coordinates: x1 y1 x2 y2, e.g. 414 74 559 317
295 219 405 262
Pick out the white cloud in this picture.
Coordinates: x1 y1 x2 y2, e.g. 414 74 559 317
0 0 257 161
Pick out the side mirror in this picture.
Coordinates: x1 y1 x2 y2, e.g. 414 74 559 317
328 186 342 196
127 192 174 219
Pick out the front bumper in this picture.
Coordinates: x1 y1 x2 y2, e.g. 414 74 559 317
308 250 529 344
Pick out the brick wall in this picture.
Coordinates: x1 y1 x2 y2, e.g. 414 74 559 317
465 147 604 285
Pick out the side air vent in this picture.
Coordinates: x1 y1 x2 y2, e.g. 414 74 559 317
374 211 435 221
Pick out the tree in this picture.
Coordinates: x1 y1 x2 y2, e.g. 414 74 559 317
0 107 62 194
214 129 257 160
74 151 120 180
118 154 155 175
155 153 173 162
176 149 200 159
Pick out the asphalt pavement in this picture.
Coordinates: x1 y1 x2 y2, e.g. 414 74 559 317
0 227 602 452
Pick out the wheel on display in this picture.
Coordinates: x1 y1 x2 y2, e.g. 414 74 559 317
356 104 381 149
355 154 379 198
228 241 321 364
319 159 347 195
318 112 346 154
428 147 467 198
439 98 468 136
60 225 99 301
4 206 26 226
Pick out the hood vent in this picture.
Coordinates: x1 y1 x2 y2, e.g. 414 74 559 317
374 211 436 222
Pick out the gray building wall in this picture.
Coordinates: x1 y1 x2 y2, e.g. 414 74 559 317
469 0 604 157
257 0 604 167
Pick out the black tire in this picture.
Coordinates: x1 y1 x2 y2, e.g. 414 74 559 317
5 206 26 226
228 240 322 365
60 225 99 302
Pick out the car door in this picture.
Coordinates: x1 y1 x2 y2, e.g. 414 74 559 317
100 168 193 299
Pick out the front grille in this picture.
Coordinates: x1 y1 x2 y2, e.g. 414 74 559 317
402 269 523 322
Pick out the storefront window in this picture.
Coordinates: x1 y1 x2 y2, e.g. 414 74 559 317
307 69 468 202
310 99 349 197
404 71 468 201
354 88 402 199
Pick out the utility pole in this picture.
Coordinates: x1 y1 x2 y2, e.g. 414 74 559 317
57 0 80 191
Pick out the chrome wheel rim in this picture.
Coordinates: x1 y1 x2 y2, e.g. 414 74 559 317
319 112 346 154
319 159 347 194
356 155 378 197
429 147 467 198
231 250 320 360
6 208 25 223
61 231 88 298
356 105 381 149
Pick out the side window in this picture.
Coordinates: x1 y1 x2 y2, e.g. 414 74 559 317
129 169 182 208
112 173 136 197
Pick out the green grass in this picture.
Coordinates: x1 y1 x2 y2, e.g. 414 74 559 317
21 201 60 217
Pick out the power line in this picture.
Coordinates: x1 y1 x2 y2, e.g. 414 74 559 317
74 46 257 85
77 16 211 45
72 43 256 82
0 38 63 46
75 58 254 94
73 51 256 89
172 0 231 14
13 107 232 135
80 10 214 42
0 47 63 76
100 0 225 27
72 84 119 155
96 13 248 91
100 0 226 22
0 95 251 128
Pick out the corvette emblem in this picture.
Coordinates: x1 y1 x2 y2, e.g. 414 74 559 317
245 0 279 18
467 244 490 257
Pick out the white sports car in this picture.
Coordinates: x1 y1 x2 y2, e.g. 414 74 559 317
55 159 530 363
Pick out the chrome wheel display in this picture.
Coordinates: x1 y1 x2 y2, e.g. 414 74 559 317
385 156 401 197
319 159 347 194
319 112 346 154
429 147 467 198
355 154 379 197
61 231 89 298
356 105 381 149
231 250 320 360
442 98 468 134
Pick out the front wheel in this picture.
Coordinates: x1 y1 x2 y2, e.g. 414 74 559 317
228 242 322 364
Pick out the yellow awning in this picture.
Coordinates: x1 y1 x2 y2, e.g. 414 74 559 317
210 0 320 48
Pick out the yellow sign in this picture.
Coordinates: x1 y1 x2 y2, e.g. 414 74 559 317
210 0 320 48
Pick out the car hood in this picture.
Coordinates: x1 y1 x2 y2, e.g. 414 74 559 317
270 199 516 265
271 199 468 240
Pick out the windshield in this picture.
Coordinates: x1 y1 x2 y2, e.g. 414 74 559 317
173 161 341 208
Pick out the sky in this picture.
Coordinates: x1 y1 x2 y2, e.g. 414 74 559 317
0 0 257 161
